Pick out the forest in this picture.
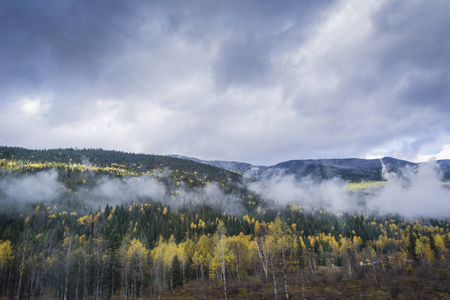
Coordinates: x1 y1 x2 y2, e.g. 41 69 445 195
0 147 449 299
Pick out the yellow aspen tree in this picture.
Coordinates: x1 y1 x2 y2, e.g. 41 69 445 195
0 240 13 272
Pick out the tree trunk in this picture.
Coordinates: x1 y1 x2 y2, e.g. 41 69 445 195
372 263 379 289
308 255 315 277
281 247 289 299
271 260 277 300
255 239 269 281
14 239 28 300
301 270 305 300
6 266 12 297
220 235 227 300
75 259 81 300
64 238 73 300
83 248 88 300
347 257 352 277
140 258 144 300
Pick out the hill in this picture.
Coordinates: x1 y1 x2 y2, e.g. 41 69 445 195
0 146 264 214
0 146 241 182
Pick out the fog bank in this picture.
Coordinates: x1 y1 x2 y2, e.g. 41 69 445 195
247 162 450 218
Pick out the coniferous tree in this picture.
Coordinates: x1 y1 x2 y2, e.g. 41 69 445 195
171 255 183 290
408 229 417 260
428 232 439 259
296 236 305 271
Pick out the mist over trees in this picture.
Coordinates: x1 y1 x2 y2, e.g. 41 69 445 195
0 147 449 299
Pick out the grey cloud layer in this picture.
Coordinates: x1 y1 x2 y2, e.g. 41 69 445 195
1 0 449 164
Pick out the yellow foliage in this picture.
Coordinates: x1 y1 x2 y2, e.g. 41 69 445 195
209 235 235 280
127 238 148 259
298 236 306 249
0 240 14 268
94 212 101 222
435 234 445 249
79 234 86 245
198 219 206 229
243 215 251 224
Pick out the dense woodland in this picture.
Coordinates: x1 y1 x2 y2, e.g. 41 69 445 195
0 147 449 299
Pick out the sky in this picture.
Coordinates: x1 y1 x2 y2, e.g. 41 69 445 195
1 0 450 165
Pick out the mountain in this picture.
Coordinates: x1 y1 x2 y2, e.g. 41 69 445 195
172 155 449 182
2 147 449 185
437 160 450 180
170 155 268 176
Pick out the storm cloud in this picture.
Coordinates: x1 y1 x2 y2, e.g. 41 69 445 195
1 0 449 164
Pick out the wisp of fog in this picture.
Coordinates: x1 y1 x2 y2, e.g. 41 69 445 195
0 169 63 206
368 162 450 218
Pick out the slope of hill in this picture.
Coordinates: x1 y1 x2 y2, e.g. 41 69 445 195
0 146 266 214
0 147 241 182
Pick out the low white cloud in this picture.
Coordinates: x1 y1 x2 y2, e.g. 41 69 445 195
1 161 449 219
247 162 450 218
0 168 245 215
368 162 450 218
248 175 355 212
87 175 165 207
0 169 63 204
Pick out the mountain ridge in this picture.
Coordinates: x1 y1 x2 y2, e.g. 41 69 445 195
171 154 450 182
1 146 448 182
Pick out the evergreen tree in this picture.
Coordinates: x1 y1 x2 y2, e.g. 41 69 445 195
407 229 417 260
296 236 305 271
171 255 183 290
444 234 450 250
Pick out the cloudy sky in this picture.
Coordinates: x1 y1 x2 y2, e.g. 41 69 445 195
1 0 449 165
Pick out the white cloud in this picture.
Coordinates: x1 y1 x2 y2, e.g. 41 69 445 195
18 96 52 119
415 143 450 162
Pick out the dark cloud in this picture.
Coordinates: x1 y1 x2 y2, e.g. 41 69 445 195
369 1 450 112
0 1 133 89
0 0 449 164
213 37 270 90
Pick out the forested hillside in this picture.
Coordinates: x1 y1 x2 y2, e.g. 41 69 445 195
0 146 242 186
0 147 449 299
